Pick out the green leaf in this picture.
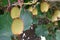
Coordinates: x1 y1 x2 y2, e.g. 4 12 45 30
10 0 17 4
56 30 60 40
20 7 33 31
0 12 13 40
46 23 56 40
37 4 43 17
0 36 11 40
1 0 17 6
2 0 8 6
35 25 48 37
46 34 56 40
46 9 52 19
33 16 38 24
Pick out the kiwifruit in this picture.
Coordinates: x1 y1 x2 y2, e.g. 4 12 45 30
40 2 50 13
11 6 20 19
32 8 38 15
51 10 60 22
11 18 24 35
28 6 33 12
51 15 57 22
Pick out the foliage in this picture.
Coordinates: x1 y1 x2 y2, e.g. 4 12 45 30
0 0 60 40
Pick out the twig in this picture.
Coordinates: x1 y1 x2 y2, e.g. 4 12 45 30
18 0 24 7
7 0 11 11
18 0 20 4
12 1 39 6
8 0 11 6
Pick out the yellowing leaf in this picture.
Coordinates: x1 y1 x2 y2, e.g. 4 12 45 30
40 2 50 13
11 18 24 35
11 6 20 19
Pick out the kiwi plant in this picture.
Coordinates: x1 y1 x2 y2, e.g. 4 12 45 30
0 0 60 40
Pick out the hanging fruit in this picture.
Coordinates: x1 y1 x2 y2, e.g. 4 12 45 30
54 10 60 18
28 6 33 12
32 8 38 15
11 6 20 19
11 18 24 35
40 2 50 13
51 10 60 22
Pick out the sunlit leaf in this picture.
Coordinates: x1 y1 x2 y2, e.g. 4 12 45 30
20 7 33 31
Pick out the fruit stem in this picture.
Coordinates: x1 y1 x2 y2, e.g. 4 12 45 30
18 0 24 7
8 0 11 6
11 2 40 7
14 35 18 40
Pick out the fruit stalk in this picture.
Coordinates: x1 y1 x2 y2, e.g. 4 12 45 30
18 0 24 7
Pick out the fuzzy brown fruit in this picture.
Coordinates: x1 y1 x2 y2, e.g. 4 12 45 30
11 6 20 19
11 18 24 35
40 2 50 13
51 10 60 22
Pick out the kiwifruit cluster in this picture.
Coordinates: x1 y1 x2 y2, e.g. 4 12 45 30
10 6 24 35
28 2 50 15
28 1 60 23
28 6 38 15
10 1 60 35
